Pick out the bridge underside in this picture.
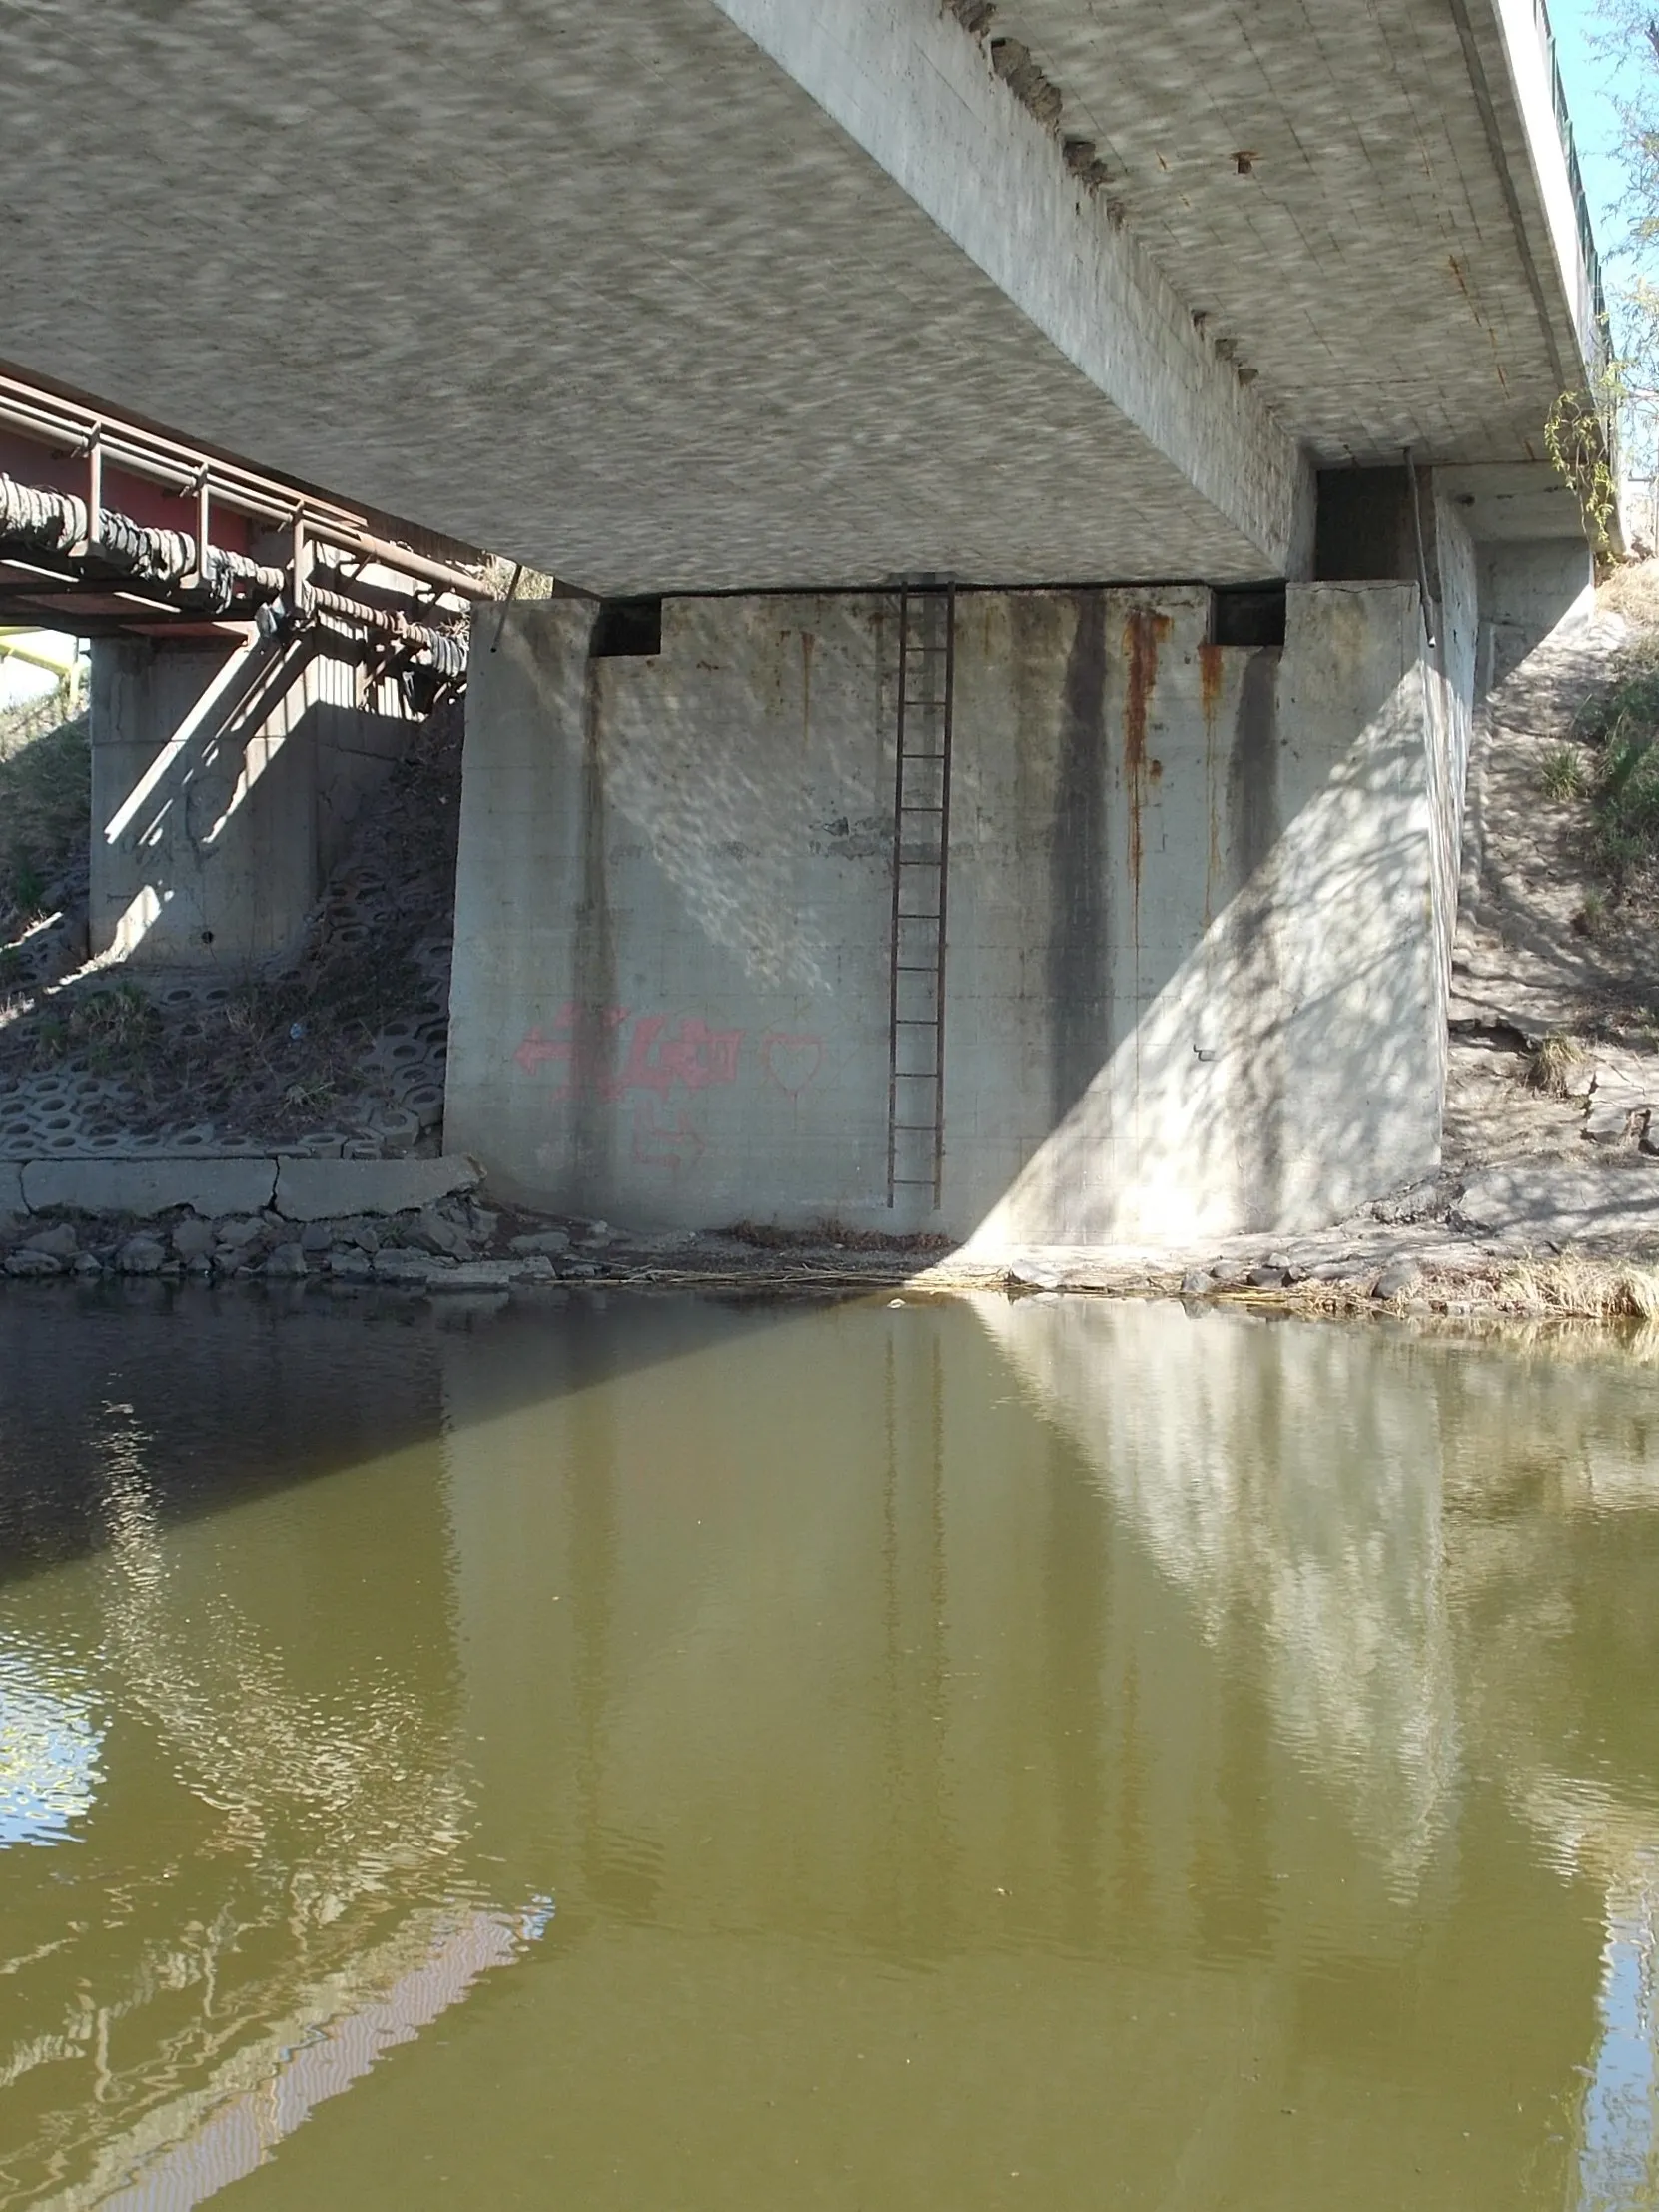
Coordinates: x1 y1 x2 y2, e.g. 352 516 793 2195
8 0 1605 1242
0 0 1590 596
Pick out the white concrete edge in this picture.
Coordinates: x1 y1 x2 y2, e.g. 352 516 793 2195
710 0 1312 573
1487 0 1602 383
2 1155 483 1221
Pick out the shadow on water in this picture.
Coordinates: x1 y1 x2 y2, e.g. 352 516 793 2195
0 1280 813 1583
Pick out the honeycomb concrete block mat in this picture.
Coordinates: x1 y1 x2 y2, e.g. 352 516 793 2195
22 1157 279 1217
274 1154 482 1221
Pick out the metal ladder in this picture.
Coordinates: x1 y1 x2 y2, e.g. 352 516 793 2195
886 583 955 1209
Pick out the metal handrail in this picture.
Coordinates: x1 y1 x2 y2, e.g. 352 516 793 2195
0 370 495 603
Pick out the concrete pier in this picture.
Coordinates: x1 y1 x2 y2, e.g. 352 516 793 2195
90 631 420 969
447 488 1489 1243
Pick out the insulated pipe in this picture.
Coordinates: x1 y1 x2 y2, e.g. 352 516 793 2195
0 468 468 648
305 584 469 675
0 472 286 613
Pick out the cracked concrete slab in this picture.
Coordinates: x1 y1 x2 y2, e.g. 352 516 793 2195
274 1156 481 1221
1452 1164 1659 1244
22 1158 278 1218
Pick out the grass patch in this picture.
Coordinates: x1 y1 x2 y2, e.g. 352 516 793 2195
1539 744 1588 801
0 685 89 935
1525 1032 1588 1094
1571 637 1659 888
66 984 161 1073
1493 1256 1659 1321
1573 887 1611 939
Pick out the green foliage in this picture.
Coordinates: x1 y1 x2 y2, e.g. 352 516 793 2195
1546 386 1620 554
1572 640 1659 880
1574 884 1612 937
63 984 161 1073
1577 8 1659 496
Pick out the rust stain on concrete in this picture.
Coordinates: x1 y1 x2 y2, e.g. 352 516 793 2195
1122 608 1171 917
1199 641 1225 725
1199 642 1225 924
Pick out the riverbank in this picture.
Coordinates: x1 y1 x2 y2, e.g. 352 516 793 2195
2 1158 1658 1326
10 567 1659 1325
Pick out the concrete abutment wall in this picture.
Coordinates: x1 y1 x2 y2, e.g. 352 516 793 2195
90 631 421 969
446 570 1471 1245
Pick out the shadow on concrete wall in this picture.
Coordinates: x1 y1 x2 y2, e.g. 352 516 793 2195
91 631 415 969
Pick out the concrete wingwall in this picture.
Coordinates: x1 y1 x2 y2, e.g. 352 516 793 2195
446 576 1467 1246
91 632 420 969
1476 538 1596 691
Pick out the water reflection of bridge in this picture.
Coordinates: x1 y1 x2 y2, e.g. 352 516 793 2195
1 1294 1658 2203
444 1298 1659 2207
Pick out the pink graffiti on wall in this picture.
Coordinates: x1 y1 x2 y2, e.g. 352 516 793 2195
513 1003 628 1091
759 1033 823 1096
513 1003 748 1104
513 1008 825 1170
630 1101 707 1169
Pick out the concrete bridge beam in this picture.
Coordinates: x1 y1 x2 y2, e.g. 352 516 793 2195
0 0 1318 593
712 0 1314 577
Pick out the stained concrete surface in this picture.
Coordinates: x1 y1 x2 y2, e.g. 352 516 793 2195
445 577 1465 1243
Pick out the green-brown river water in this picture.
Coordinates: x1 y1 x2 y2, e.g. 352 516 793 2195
1 1286 1657 2208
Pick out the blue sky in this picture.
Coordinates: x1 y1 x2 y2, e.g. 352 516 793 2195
1552 0 1629 271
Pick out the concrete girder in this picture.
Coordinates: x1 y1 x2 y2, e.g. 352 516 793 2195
958 0 1598 468
0 0 1308 592
712 0 1313 574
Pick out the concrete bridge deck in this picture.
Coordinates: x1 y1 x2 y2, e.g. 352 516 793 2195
0 0 1603 594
